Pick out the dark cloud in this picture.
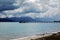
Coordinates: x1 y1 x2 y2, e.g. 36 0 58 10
0 0 60 21
0 0 19 11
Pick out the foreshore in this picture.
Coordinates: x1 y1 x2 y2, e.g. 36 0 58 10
11 32 60 40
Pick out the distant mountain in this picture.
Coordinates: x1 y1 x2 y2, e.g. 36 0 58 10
54 21 60 22
19 16 35 23
0 17 17 22
0 17 34 22
35 18 53 22
0 16 58 23
0 18 14 22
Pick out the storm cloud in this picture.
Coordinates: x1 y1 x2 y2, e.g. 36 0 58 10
0 0 60 20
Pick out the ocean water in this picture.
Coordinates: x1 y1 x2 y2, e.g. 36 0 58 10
0 22 60 40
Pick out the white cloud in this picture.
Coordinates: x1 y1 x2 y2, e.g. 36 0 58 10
48 0 60 8
0 0 60 20
0 14 6 18
13 0 24 6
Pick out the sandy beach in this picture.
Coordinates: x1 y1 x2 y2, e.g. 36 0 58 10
11 32 60 40
11 33 52 40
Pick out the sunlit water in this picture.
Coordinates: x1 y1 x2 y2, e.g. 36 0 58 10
0 22 60 40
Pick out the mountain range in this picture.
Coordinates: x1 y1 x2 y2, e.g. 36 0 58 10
0 16 60 23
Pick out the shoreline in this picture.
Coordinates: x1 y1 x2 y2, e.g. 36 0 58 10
11 32 60 40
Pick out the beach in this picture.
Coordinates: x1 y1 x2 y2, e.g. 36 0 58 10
11 32 60 40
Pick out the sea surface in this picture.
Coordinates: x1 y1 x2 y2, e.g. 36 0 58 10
0 22 60 40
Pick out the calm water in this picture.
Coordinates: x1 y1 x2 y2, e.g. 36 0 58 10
0 22 60 40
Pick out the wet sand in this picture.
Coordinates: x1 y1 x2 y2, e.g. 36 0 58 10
11 33 52 40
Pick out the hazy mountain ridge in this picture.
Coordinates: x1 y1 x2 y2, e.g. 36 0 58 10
0 16 59 22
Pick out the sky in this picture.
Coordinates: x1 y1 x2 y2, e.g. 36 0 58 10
0 0 60 21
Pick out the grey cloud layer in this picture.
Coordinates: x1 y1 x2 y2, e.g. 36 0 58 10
0 0 60 20
0 0 20 11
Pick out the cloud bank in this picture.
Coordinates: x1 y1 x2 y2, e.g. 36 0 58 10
0 0 60 20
